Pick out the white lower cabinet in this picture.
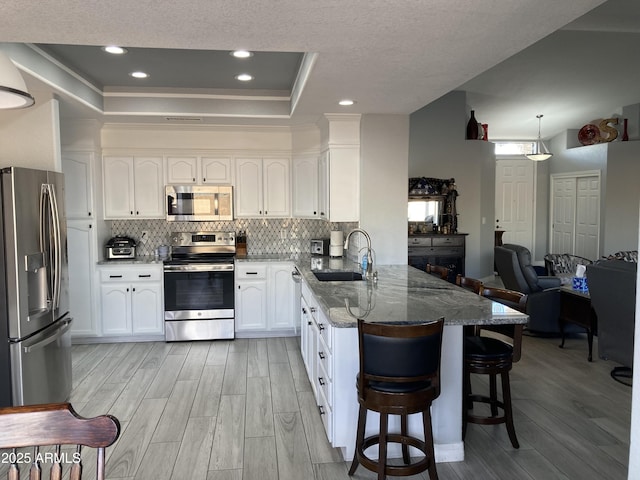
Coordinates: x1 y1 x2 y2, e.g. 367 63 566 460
300 278 358 448
235 261 296 336
99 264 164 337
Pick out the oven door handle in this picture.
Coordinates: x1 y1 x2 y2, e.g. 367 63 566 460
164 264 235 272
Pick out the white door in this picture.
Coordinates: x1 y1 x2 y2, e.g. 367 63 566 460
550 173 600 259
268 264 294 330
236 281 267 330
551 178 576 253
495 159 535 251
100 284 132 335
166 156 198 184
575 176 600 259
292 155 319 218
62 151 93 219
235 158 263 216
201 156 232 184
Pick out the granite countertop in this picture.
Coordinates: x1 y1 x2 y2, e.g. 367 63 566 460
97 256 164 266
295 258 529 329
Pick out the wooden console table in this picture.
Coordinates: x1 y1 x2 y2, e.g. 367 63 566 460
558 286 598 361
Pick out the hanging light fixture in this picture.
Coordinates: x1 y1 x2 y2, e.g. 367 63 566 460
0 51 35 110
526 115 553 162
526 114 553 161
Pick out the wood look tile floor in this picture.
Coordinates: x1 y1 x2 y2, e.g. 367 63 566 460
61 333 631 479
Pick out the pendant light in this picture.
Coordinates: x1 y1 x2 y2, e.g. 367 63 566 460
0 51 35 110
526 114 553 161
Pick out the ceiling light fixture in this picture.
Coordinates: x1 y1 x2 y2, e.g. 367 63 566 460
130 71 149 79
231 50 253 58
235 73 253 82
526 114 553 161
339 99 355 106
0 51 35 109
102 45 128 55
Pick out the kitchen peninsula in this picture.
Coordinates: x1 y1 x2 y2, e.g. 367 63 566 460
295 259 529 463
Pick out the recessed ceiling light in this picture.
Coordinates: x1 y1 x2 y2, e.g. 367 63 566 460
339 99 355 106
102 45 128 55
130 71 149 79
235 73 253 82
231 50 253 58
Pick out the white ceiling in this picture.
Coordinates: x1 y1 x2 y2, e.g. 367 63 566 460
2 0 626 139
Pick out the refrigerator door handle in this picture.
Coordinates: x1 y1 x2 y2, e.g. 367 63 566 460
49 183 62 310
22 318 72 353
39 184 62 310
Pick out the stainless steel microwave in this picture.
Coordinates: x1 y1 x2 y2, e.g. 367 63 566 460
166 185 233 221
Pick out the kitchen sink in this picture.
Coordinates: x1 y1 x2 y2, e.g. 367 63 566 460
313 271 363 282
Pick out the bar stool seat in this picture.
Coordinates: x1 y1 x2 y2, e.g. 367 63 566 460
463 287 527 449
349 318 444 480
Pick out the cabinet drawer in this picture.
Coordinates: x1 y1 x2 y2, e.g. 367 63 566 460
100 267 161 283
316 360 332 407
317 335 333 380
317 384 333 441
316 312 332 351
432 236 464 247
236 264 267 279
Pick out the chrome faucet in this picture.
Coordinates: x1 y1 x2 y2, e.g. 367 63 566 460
344 228 375 279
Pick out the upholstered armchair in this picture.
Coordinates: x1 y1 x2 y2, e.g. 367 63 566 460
494 244 563 333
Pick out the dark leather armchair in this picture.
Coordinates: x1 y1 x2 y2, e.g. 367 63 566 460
587 259 636 383
494 244 562 333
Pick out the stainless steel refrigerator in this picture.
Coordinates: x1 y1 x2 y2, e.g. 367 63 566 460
0 166 72 407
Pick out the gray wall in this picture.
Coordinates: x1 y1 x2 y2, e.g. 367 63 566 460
409 91 496 279
360 114 410 265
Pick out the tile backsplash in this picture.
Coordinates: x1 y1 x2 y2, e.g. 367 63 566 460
111 219 360 258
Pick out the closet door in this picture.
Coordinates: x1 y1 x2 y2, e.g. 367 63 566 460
550 172 600 259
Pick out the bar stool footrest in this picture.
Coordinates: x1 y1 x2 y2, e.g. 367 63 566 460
357 433 432 477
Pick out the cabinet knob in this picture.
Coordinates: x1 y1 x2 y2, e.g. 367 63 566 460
318 323 325 331
318 377 325 386
132 287 136 292
318 405 325 415
310 307 317 313
193 178 196 182
318 351 325 360
130 211 133 215
203 178 206 182
136 211 139 215
88 211 92 216
302 307 307 314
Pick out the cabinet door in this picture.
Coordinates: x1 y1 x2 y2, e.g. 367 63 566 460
62 151 93 219
318 151 329 220
201 156 232 184
100 284 132 335
235 158 263 217
131 282 164 334
263 158 290 217
268 264 294 330
236 281 267 330
67 221 98 337
103 156 134 218
166 156 198 184
327 147 359 222
134 157 164 218
292 155 318 218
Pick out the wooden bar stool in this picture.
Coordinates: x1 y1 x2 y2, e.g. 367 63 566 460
349 318 444 480
426 264 449 281
463 287 527 449
455 274 483 294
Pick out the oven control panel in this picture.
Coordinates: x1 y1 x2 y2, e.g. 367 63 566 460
170 231 235 247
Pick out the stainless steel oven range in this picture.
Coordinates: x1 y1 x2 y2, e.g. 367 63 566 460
163 231 235 341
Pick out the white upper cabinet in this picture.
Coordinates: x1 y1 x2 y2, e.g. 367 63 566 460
201 156 232 184
235 157 290 217
62 151 94 219
103 155 164 219
166 155 232 184
292 154 319 218
166 156 198 184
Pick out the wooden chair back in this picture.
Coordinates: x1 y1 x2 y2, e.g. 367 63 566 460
426 264 449 281
0 403 120 480
479 286 528 362
455 274 483 294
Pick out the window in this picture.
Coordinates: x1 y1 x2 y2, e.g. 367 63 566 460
494 142 535 156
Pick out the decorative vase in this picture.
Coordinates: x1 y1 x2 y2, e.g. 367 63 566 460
622 118 629 141
466 110 479 140
482 124 489 142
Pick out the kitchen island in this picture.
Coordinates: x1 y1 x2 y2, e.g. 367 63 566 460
295 259 529 463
